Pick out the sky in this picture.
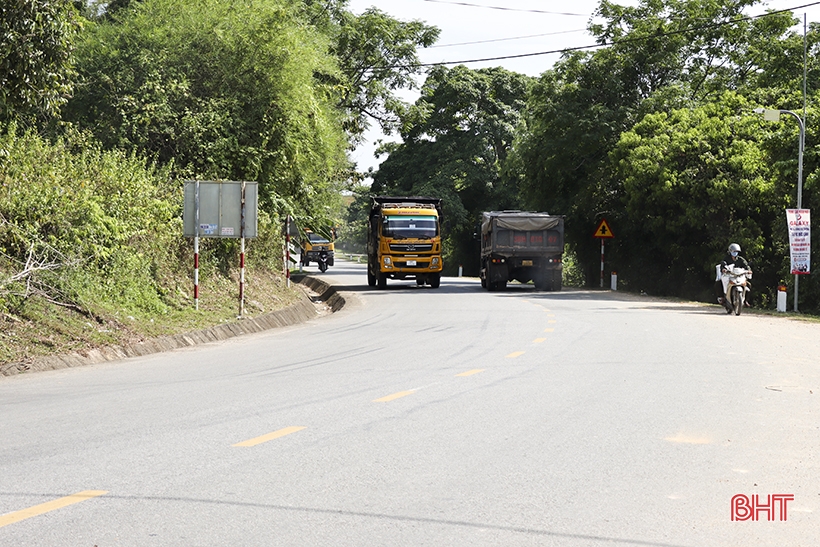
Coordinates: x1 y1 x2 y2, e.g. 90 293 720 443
346 0 820 175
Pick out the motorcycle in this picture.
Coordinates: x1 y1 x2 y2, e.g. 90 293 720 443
317 249 329 273
720 266 752 315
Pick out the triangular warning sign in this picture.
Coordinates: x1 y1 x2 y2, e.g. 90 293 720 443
594 219 615 238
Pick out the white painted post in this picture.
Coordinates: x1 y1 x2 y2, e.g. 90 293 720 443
611 271 618 291
777 285 787 312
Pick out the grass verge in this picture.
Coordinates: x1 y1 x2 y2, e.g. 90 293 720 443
0 267 302 366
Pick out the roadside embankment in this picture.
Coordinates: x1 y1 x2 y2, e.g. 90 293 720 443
0 276 343 377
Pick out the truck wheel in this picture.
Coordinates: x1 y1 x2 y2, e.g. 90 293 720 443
429 273 441 289
367 268 376 287
485 264 496 291
534 272 548 291
377 273 387 289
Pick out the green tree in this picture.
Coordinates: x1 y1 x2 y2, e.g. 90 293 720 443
370 65 533 274
329 6 440 140
0 0 81 124
609 94 785 298
64 0 349 225
513 0 798 286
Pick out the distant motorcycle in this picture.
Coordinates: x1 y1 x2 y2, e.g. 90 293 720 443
721 266 752 315
317 249 329 273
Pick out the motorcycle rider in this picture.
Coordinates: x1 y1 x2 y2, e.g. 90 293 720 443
715 243 752 305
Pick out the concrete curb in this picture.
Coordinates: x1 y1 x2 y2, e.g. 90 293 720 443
0 276 342 377
291 273 346 313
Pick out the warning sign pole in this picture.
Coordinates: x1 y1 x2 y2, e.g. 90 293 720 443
593 218 615 289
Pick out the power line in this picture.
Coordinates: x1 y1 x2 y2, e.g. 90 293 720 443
430 28 588 48
409 1 820 68
420 0 588 17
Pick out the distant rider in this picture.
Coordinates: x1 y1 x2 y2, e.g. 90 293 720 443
715 243 752 305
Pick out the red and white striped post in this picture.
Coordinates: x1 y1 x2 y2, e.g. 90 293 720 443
194 180 200 310
194 239 199 310
239 181 246 317
600 238 605 288
285 215 291 288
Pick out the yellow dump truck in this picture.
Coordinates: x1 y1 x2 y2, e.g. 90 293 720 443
367 196 443 289
300 229 335 271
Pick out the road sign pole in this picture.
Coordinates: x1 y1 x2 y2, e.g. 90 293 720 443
593 218 614 289
194 180 200 311
285 215 291 288
239 181 246 318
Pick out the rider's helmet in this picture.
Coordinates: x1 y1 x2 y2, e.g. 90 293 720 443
728 243 741 255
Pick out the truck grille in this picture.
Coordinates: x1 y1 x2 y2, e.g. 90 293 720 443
390 244 433 252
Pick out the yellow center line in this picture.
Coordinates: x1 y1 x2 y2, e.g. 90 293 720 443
0 490 108 528
547 320 557 324
533 338 546 343
233 426 306 447
456 369 484 377
373 390 415 403
544 328 555 333
506 351 525 358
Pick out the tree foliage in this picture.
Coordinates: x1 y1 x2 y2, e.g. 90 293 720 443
329 6 440 140
0 0 81 124
509 0 820 308
64 0 349 225
609 94 788 297
368 66 532 274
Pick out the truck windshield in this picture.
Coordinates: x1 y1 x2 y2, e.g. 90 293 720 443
383 215 438 239
308 233 330 244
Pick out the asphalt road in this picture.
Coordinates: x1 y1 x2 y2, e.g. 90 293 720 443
1 259 819 546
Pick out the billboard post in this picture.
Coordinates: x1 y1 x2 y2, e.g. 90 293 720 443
183 180 258 315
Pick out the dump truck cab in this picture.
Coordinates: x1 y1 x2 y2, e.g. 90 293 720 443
300 229 335 268
367 196 444 289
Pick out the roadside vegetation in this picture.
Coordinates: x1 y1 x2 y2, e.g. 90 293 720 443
1 0 437 365
3 0 820 367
